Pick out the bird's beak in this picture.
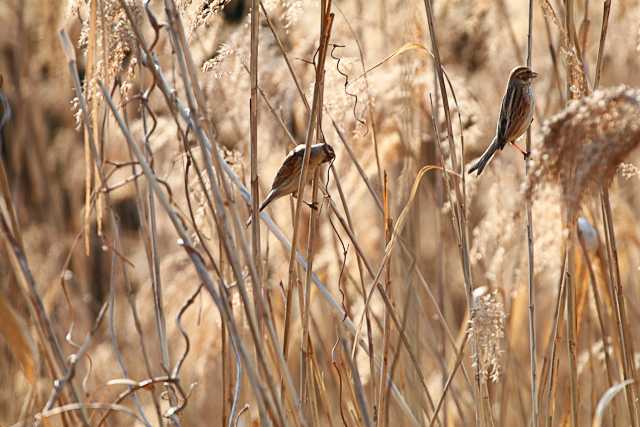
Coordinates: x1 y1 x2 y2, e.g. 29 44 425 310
529 71 539 79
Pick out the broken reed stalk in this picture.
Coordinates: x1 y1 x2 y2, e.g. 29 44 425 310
331 109 473 392
327 9 471 384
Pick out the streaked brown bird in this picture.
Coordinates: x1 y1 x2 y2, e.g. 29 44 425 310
468 66 538 176
247 142 335 224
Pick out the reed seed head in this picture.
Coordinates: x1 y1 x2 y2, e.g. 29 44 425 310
526 86 640 221
468 287 506 383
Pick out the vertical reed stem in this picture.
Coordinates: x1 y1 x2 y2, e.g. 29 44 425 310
524 0 538 424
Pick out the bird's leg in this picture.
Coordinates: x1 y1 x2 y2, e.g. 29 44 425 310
510 141 530 159
291 193 318 210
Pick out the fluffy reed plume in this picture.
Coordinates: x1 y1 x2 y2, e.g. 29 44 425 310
526 86 640 219
468 287 506 383
540 0 588 98
76 0 141 85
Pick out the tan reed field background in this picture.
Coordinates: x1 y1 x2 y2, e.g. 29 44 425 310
1 0 640 425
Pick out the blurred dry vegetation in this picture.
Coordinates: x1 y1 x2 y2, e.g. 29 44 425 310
1 0 640 426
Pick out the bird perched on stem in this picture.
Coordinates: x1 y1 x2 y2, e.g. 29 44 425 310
468 66 538 176
247 142 335 225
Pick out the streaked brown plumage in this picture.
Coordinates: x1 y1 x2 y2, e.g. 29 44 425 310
468 66 538 176
247 143 335 225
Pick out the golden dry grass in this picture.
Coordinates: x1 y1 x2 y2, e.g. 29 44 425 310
1 0 640 426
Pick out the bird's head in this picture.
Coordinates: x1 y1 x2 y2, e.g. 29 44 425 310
510 66 538 83
322 143 335 162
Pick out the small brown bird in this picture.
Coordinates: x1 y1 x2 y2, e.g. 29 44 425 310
248 142 335 224
468 66 538 176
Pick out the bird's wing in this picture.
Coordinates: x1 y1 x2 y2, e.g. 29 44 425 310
497 85 530 146
496 86 517 146
270 145 304 191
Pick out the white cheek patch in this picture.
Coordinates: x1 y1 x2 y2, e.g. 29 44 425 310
292 144 306 155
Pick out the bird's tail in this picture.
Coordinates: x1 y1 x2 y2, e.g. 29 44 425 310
246 190 278 227
468 137 501 176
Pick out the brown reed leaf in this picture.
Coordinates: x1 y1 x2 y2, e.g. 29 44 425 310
0 294 38 385
526 86 640 219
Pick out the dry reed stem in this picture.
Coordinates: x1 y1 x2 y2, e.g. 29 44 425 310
377 172 392 427
422 0 484 420
160 3 311 423
352 165 448 352
299 4 329 414
565 227 580 427
327 107 468 388
99 79 280 423
593 0 612 89
428 332 470 427
538 251 567 425
105 6 420 424
284 3 333 369
524 0 538 424
249 0 263 346
578 223 617 424
300 132 323 415
254 6 436 419
600 188 639 426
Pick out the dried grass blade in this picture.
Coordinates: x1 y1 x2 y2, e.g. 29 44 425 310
352 165 452 356
592 380 634 427
0 293 38 385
